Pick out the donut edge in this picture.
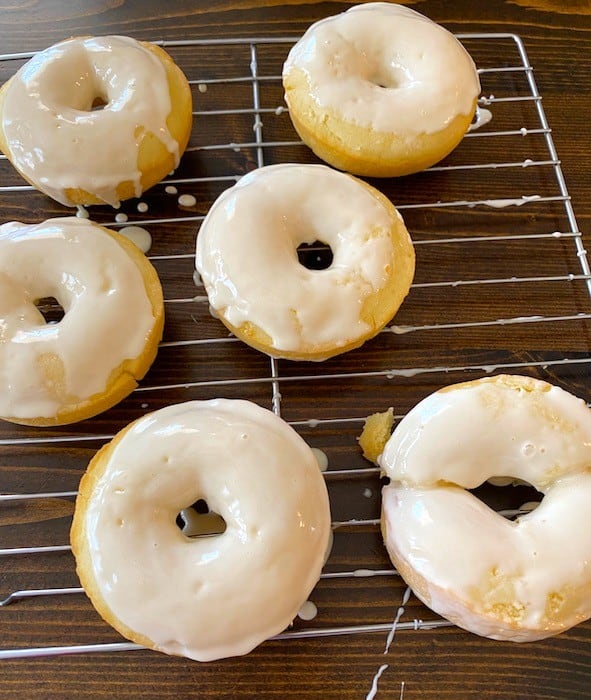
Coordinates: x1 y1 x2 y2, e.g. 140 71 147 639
70 415 160 652
0 38 193 206
381 496 580 643
0 222 164 427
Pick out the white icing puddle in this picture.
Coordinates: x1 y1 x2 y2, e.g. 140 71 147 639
469 105 492 131
481 194 541 208
353 569 378 577
365 664 389 700
179 507 226 538
297 600 318 621
488 476 515 487
384 586 412 654
364 586 412 698
118 225 152 254
311 447 328 472
520 501 540 513
178 194 197 208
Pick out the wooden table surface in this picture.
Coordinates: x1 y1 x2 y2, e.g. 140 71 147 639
1 1 590 698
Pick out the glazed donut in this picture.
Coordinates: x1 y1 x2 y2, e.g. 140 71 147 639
0 217 163 426
379 374 591 642
70 399 332 661
0 36 192 207
282 3 480 177
195 163 415 361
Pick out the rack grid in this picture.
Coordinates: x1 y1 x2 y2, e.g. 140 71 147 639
0 33 590 661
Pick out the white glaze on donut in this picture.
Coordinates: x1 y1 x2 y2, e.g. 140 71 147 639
283 3 480 134
76 399 331 661
195 163 412 355
0 217 155 420
380 375 591 641
0 36 180 206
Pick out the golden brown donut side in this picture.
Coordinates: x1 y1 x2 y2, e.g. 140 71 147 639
70 421 158 651
284 67 477 178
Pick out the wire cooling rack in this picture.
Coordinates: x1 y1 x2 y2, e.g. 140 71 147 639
0 33 590 660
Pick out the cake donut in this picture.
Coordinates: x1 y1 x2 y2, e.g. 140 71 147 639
195 163 415 361
379 374 591 642
282 3 480 177
0 217 163 426
71 399 332 661
0 36 192 207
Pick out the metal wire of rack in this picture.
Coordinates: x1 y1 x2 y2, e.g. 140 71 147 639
0 33 589 660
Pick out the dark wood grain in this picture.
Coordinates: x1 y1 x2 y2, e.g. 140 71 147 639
1 1 590 699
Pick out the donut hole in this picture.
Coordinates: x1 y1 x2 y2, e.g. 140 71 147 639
176 499 227 538
297 240 333 270
368 63 412 90
90 95 109 111
34 296 65 324
470 479 544 521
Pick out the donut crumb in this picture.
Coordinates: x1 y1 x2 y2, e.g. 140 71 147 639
358 408 394 465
